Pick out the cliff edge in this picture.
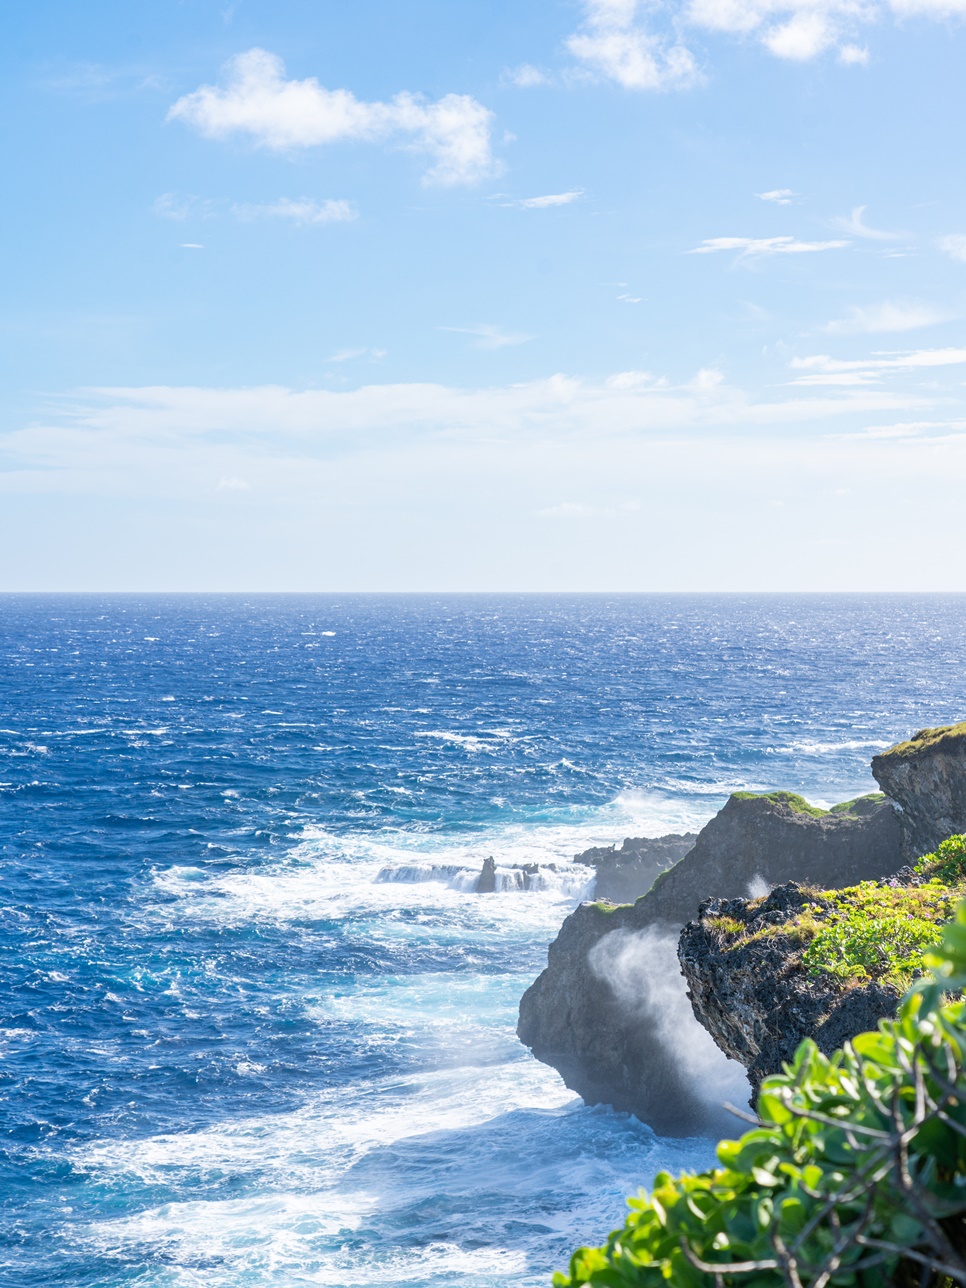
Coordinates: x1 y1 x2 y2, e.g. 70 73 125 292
873 721 966 860
518 788 902 1132
680 833 966 1093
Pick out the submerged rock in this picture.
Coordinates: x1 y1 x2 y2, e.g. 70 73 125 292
518 789 903 1131
678 882 904 1096
873 721 966 861
576 833 698 903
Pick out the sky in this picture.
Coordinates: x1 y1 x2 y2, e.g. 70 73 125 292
3 0 966 591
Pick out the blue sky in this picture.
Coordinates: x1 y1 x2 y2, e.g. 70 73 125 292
3 0 966 590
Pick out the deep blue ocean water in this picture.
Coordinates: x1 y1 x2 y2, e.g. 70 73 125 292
2 593 965 1287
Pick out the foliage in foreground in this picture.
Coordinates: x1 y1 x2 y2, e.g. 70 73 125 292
555 857 966 1288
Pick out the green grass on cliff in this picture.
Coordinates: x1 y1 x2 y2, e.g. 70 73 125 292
705 835 966 991
730 789 828 817
876 720 966 759
728 789 884 818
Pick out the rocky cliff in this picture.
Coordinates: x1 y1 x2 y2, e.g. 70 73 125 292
678 882 905 1096
873 721 966 860
517 788 902 1132
575 832 698 903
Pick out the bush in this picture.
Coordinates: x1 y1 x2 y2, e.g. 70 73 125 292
554 890 966 1288
917 834 966 887
800 881 957 987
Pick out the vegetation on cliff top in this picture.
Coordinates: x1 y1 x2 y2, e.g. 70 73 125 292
554 896 966 1288
876 720 966 760
727 791 885 819
704 834 966 991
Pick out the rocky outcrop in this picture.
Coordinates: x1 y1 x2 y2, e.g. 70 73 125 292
517 897 745 1134
872 722 966 861
518 790 903 1131
576 833 698 903
476 856 497 893
678 883 903 1095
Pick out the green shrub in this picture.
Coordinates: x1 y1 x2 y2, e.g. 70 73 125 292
916 834 966 886
800 880 957 988
554 897 966 1288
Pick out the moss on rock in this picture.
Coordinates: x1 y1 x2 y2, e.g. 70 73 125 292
877 721 966 760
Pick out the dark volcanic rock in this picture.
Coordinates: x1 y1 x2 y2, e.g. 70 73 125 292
678 883 903 1095
872 722 966 861
636 791 901 927
576 833 698 903
517 898 744 1134
518 790 903 1129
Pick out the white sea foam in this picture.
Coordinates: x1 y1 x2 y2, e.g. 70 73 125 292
74 1058 718 1287
783 738 892 757
147 799 707 929
124 800 730 1286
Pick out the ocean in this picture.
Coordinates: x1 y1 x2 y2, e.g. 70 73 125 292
2 593 965 1287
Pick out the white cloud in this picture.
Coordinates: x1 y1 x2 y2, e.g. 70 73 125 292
536 502 601 518
690 235 849 258
10 370 966 591
440 324 534 350
567 0 702 90
155 193 218 220
216 476 251 491
763 10 838 58
156 192 355 227
825 300 950 334
890 0 966 13
180 243 204 250
511 190 585 209
938 234 966 262
560 0 966 80
830 205 903 240
168 48 498 186
756 188 799 204
503 64 550 87
326 348 386 364
232 197 356 225
789 346 966 384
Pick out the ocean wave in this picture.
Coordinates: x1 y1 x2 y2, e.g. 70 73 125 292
72 1060 717 1288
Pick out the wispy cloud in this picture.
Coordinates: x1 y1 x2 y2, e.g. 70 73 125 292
830 205 904 240
937 234 966 263
232 198 356 225
39 62 167 101
507 190 585 209
690 235 849 259
168 48 498 186
756 188 799 205
440 324 534 350
155 193 218 221
325 348 387 363
155 192 356 227
503 64 551 87
789 347 966 385
825 300 950 334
